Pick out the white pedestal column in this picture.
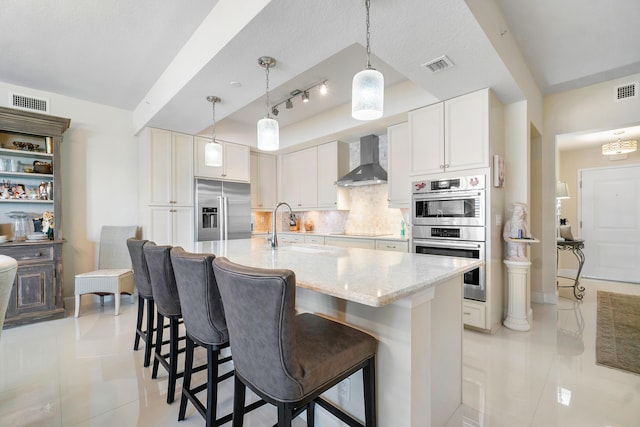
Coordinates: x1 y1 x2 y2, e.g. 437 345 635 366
503 260 531 331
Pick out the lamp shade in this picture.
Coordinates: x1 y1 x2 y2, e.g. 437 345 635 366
352 68 384 121
204 141 223 167
556 181 570 199
257 117 279 151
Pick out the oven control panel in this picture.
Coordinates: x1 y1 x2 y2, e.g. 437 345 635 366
412 175 485 194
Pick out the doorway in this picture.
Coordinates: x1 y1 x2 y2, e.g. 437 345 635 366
580 165 640 283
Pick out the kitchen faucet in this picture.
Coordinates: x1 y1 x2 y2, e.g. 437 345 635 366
269 202 296 248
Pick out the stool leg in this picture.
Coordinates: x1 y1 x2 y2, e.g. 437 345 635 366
307 401 315 427
134 297 144 350
232 375 246 427
206 347 219 427
167 318 179 404
277 403 293 427
152 313 164 379
363 357 376 427
115 291 121 316
144 300 155 367
179 336 194 421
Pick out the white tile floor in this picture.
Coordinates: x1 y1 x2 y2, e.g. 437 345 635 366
1 278 639 427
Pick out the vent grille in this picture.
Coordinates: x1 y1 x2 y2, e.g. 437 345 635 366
421 55 455 74
9 92 50 113
614 82 637 101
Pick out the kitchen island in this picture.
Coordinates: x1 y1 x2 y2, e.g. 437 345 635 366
197 238 482 427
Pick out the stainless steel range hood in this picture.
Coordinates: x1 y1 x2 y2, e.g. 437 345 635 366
336 134 387 187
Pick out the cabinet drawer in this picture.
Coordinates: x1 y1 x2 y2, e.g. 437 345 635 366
1 244 54 263
279 234 304 243
304 235 325 245
463 301 485 329
325 237 375 249
375 240 409 252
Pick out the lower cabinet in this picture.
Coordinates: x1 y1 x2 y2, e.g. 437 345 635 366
324 237 376 250
1 242 64 328
463 299 486 329
149 206 194 251
375 239 409 252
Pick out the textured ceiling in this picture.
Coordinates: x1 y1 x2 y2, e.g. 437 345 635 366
1 0 638 150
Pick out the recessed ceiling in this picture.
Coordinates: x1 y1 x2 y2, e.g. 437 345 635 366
557 125 640 152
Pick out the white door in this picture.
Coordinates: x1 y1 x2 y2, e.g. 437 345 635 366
580 165 640 283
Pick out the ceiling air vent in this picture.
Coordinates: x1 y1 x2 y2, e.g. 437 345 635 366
421 55 455 74
614 82 637 102
9 92 50 114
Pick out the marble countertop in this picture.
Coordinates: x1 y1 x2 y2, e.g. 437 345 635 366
199 238 482 307
254 230 410 242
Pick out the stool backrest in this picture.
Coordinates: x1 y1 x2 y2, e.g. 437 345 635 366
170 247 228 346
100 226 138 269
212 257 302 400
144 244 181 317
126 238 153 299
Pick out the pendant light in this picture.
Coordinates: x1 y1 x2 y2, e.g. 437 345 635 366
205 96 223 167
257 56 279 151
352 0 384 121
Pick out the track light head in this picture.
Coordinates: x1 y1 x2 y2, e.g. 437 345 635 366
272 106 279 116
320 81 328 95
302 91 310 103
285 99 293 109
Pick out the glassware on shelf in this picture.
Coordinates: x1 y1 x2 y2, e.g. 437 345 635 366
6 211 34 241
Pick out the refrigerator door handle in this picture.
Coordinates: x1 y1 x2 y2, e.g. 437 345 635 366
217 196 225 241
223 196 229 241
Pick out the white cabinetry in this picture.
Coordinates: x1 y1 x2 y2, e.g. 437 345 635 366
280 141 349 211
281 147 318 210
387 122 411 207
139 127 195 249
375 239 409 252
317 141 350 209
194 136 250 182
250 151 277 210
149 206 194 250
324 237 376 250
410 89 490 175
148 129 194 205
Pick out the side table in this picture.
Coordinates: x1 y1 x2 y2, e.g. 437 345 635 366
556 239 586 300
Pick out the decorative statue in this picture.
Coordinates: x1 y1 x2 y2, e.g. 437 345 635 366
503 202 530 261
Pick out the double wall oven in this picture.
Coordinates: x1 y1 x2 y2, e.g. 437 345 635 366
411 175 487 302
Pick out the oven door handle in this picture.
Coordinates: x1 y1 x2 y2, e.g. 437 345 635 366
414 191 483 201
413 239 482 250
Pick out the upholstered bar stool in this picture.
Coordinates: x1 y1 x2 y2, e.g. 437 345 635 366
144 243 204 404
171 247 264 426
126 238 156 368
212 257 378 427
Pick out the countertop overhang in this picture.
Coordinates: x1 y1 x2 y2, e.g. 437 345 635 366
200 238 482 307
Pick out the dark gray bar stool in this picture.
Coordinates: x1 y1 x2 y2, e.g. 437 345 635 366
212 257 378 427
170 247 265 426
126 238 156 368
144 243 201 404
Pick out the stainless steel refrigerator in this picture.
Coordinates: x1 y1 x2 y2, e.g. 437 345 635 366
195 179 251 241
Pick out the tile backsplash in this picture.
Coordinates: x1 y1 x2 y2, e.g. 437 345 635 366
252 183 409 237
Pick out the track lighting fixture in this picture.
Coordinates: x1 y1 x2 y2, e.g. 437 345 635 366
268 80 329 116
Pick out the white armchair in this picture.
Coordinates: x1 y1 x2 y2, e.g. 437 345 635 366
74 226 138 317
0 255 18 336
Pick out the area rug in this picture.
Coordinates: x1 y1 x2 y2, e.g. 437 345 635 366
596 291 640 375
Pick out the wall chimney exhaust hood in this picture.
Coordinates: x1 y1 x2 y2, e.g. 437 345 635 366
336 134 387 187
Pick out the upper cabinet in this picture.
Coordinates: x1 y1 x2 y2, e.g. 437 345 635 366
410 89 490 176
250 151 277 210
194 137 250 182
143 128 194 206
387 122 411 208
317 141 350 209
281 146 318 210
280 141 349 211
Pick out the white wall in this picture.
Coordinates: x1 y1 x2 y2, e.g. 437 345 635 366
540 73 640 303
0 81 138 298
